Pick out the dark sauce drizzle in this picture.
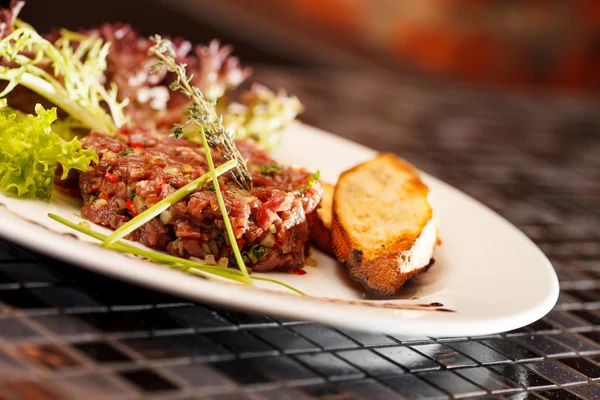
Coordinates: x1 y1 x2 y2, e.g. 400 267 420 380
322 298 455 312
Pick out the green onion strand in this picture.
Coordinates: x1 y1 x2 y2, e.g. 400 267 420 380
48 213 305 295
197 130 253 285
103 159 236 246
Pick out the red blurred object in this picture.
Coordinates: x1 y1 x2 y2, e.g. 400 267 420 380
231 0 600 92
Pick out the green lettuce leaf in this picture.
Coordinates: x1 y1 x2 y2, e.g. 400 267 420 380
0 104 98 199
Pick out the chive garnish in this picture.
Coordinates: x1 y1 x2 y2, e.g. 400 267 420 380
147 36 254 285
49 213 306 295
103 159 236 246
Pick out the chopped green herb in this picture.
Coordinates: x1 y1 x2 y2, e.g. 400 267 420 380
215 232 225 248
260 164 281 175
295 170 321 191
120 148 133 156
308 170 321 188
242 244 269 265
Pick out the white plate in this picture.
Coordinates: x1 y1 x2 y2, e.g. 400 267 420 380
0 123 558 336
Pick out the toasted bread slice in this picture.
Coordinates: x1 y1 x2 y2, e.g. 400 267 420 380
310 182 335 255
331 153 436 296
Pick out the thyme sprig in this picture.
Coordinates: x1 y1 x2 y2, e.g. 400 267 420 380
148 35 252 191
148 35 252 285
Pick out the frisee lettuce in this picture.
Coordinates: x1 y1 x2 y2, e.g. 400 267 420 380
0 104 98 199
0 21 127 133
221 84 303 150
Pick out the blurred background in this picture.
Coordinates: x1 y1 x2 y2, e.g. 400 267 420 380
7 0 600 177
13 0 600 93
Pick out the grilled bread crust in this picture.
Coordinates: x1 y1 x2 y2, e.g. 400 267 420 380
310 182 334 255
331 153 436 296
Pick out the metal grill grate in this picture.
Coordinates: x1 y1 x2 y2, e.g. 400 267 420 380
1 69 600 399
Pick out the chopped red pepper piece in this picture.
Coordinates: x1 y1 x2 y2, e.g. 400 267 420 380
100 191 110 200
290 268 306 275
125 199 136 215
130 141 144 148
104 171 120 183
119 127 134 136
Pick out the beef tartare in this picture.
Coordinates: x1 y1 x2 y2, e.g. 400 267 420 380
77 128 323 272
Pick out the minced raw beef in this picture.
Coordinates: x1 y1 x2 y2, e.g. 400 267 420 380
77 128 322 272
